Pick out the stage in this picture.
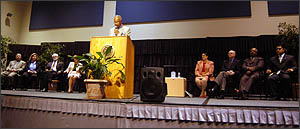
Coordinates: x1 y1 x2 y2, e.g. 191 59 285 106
1 90 299 128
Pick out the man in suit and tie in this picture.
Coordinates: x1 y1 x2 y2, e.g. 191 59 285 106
40 53 64 92
239 48 264 100
266 44 297 100
213 50 241 99
109 15 131 36
1 53 26 90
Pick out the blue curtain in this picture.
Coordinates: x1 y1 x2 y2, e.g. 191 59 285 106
268 1 299 15
30 1 104 30
116 1 251 24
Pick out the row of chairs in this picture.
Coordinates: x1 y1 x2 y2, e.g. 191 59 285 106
2 72 86 93
208 72 299 101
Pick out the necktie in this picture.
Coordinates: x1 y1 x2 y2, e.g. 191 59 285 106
279 55 282 63
229 59 233 66
51 61 56 70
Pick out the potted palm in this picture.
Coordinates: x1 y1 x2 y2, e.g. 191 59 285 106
70 46 125 99
1 35 16 72
38 43 64 69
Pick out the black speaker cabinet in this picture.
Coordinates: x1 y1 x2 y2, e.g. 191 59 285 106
140 67 167 102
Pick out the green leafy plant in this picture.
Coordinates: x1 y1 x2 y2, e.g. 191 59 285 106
1 35 15 56
1 35 16 71
38 43 64 67
277 22 299 56
70 46 126 83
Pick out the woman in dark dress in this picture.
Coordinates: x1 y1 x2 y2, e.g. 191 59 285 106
21 53 41 90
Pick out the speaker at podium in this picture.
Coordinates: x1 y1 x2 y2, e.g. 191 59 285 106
90 36 134 99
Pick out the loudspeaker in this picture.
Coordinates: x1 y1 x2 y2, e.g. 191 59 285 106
140 67 167 102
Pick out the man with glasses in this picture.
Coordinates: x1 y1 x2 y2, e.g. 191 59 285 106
266 44 297 100
239 48 264 100
212 50 241 99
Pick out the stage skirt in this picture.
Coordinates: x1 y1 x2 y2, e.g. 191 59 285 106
1 96 298 126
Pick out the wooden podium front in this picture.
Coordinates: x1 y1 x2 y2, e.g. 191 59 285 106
165 77 187 97
90 36 134 99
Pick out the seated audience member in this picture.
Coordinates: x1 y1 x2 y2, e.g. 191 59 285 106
213 50 241 99
109 15 131 36
64 55 83 93
195 53 215 98
1 53 26 90
266 44 297 100
40 53 64 92
21 53 41 90
239 48 264 100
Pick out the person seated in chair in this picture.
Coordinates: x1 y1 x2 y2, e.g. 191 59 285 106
266 44 297 101
213 50 241 99
41 53 64 92
195 52 215 98
239 48 264 100
1 53 26 90
64 55 83 93
21 53 41 90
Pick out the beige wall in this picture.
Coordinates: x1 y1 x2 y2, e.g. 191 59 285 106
1 1 299 45
1 1 28 43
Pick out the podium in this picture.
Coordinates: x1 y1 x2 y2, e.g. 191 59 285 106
90 36 134 99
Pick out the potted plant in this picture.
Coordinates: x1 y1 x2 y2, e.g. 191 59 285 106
70 46 125 99
1 35 16 72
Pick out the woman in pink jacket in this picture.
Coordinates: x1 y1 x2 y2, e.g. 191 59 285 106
195 53 215 98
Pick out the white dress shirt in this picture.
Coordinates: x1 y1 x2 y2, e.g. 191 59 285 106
51 61 58 71
109 25 131 36
278 53 285 63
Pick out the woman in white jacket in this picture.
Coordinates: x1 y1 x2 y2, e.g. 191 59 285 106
64 55 83 93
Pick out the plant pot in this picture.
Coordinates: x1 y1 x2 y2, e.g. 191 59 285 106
84 79 108 99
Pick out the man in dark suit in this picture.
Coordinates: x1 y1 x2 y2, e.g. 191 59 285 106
40 53 64 92
239 48 264 100
266 44 297 100
213 50 241 99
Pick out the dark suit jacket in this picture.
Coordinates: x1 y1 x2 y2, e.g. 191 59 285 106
267 54 297 73
221 58 241 76
242 56 264 75
23 61 42 73
45 60 64 73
